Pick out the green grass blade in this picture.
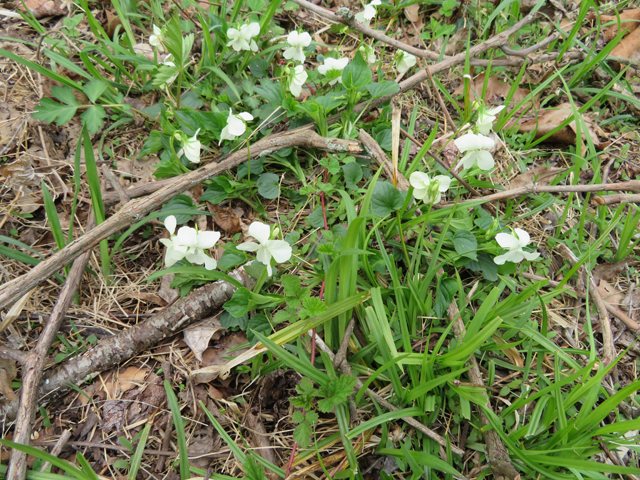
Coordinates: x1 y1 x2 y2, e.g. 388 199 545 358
164 380 190 479
127 422 151 480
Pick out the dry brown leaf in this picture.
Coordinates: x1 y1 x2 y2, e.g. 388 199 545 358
210 204 242 234
593 259 629 284
492 335 524 368
453 73 539 110
0 360 17 402
600 9 640 42
597 280 625 307
517 103 605 149
192 332 252 383
433 27 471 56
509 166 565 189
133 43 154 61
103 366 149 398
158 274 179 304
184 316 225 363
611 26 640 63
18 0 65 18
404 4 420 22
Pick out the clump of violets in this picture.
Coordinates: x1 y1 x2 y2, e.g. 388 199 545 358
409 172 451 204
454 133 495 171
227 22 260 52
395 51 416 74
220 109 254 143
160 216 220 270
493 228 540 265
318 57 349 85
355 0 381 25
237 221 292 276
283 31 312 63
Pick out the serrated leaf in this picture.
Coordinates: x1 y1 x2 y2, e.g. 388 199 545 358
273 310 292 324
453 230 478 261
83 79 108 103
305 410 319 424
342 51 372 90
296 377 315 395
366 80 400 99
293 421 312 448
281 274 301 297
343 162 362 190
257 172 280 199
317 242 335 256
32 98 78 126
51 85 79 106
244 459 266 480
81 105 106 134
317 375 356 412
300 296 327 318
291 410 305 423
151 65 179 87
371 181 405 217
307 207 325 228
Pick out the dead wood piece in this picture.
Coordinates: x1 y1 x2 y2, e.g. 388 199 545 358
313 333 465 458
101 164 130 204
560 245 615 365
6 210 93 480
445 287 519 479
358 130 410 191
39 430 72 473
246 412 279 480
0 266 254 422
591 193 640 206
0 130 360 312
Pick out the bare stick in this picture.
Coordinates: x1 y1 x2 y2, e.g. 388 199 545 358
446 287 519 479
101 164 130 204
39 430 72 473
0 266 253 421
359 129 410 191
591 193 640 206
501 32 561 56
0 130 360 311
313 333 465 458
6 220 92 480
438 180 640 207
560 245 615 365
520 272 639 330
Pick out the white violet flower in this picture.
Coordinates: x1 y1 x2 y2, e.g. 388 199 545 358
283 30 312 63
453 133 495 171
160 54 178 86
493 228 540 265
227 22 260 52
359 44 377 64
476 105 505 135
318 57 349 85
409 171 451 204
176 129 201 164
220 109 254 144
289 65 308 97
149 24 164 49
160 215 220 270
237 221 292 276
395 51 416 74
355 0 381 24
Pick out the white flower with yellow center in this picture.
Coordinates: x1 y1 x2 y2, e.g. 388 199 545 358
237 221 292 276
494 228 540 265
453 133 495 170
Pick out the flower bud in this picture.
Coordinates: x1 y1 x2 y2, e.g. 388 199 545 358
272 226 280 238
485 218 501 239
428 179 441 203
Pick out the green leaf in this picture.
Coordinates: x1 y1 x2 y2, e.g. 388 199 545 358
300 296 327 318
81 105 106 134
342 51 372 90
83 78 108 103
247 313 272 345
151 64 179 87
371 181 404 217
293 420 313 448
465 252 498 281
218 248 246 270
296 377 315 395
452 230 478 261
220 311 249 330
317 375 357 413
257 172 280 199
200 176 232 204
244 459 267 480
305 410 319 424
366 81 400 99
282 274 301 296
159 195 194 225
33 98 78 126
291 411 305 423
249 58 269 78
237 158 264 179
343 162 362 190
435 277 457 318
224 288 255 318
254 78 284 106
308 207 325 228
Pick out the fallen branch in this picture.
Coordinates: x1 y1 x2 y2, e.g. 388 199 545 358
591 193 640 206
0 130 360 311
6 213 93 480
438 180 640 207
0 266 253 421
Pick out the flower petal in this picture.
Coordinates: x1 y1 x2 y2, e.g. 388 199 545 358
475 150 495 170
238 112 254 121
203 256 217 270
196 231 220 249
454 133 481 153
177 226 198 247
493 253 509 265
409 171 430 189
227 115 247 136
246 22 260 38
523 251 540 261
237 241 260 252
255 245 271 266
514 228 530 247
434 175 451 192
247 221 271 244
495 232 520 249
459 151 477 170
487 105 505 115
266 240 292 263
164 215 177 235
